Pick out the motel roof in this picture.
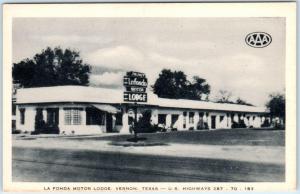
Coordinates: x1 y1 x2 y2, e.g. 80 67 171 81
16 86 267 113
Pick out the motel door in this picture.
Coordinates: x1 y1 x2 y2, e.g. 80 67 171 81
47 108 59 126
106 113 113 132
211 115 216 129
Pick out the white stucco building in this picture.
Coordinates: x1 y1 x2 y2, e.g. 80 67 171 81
15 86 269 135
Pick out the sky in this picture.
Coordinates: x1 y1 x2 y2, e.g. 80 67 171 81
12 18 285 106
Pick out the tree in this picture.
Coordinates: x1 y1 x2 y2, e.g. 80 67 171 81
215 90 233 103
152 69 210 100
215 91 253 106
189 76 211 100
266 93 285 121
13 47 91 87
236 98 253 106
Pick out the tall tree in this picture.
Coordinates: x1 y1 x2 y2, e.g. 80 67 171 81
266 93 285 120
13 47 91 87
190 76 210 100
152 69 210 100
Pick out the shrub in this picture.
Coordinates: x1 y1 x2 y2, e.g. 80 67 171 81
261 119 271 127
153 124 166 132
196 121 208 130
238 120 247 128
274 123 284 130
12 129 21 134
133 110 159 133
188 127 194 131
231 120 247 128
171 127 178 132
40 123 60 134
31 131 39 135
204 122 209 129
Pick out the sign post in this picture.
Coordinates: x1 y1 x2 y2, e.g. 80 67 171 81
123 71 148 139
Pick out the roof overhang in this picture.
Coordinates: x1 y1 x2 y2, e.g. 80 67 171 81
91 104 120 114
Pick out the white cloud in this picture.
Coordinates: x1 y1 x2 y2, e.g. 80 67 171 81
34 35 113 45
89 72 123 87
85 45 145 70
199 54 284 106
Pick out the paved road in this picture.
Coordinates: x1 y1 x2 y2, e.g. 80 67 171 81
12 147 284 182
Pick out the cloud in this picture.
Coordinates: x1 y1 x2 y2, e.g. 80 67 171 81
199 54 284 106
34 35 113 45
89 72 124 88
85 45 145 70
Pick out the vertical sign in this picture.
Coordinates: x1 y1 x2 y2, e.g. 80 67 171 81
123 71 148 102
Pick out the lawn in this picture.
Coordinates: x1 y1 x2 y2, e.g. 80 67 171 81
70 128 285 146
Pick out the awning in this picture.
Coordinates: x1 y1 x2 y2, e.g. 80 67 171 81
92 104 121 114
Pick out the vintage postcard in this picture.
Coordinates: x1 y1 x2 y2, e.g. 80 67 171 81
2 2 296 192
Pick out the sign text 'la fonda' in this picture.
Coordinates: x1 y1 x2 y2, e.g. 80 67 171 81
123 76 147 87
123 71 148 103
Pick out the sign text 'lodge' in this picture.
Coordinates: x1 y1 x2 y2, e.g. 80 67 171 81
123 71 148 103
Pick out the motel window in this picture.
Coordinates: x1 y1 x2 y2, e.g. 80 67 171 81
116 112 123 125
64 108 82 125
158 114 167 125
189 112 194 124
86 107 104 125
19 108 25 125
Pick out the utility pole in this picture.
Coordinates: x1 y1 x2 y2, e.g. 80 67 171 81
134 102 138 139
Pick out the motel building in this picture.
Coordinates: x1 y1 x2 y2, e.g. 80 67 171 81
15 86 269 135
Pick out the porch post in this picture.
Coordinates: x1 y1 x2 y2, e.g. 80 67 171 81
216 115 220 129
42 109 47 122
207 113 211 129
120 107 130 134
81 107 86 126
58 108 64 132
194 112 199 130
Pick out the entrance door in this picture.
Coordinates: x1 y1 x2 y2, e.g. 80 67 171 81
47 108 59 125
211 115 216 129
106 113 113 132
